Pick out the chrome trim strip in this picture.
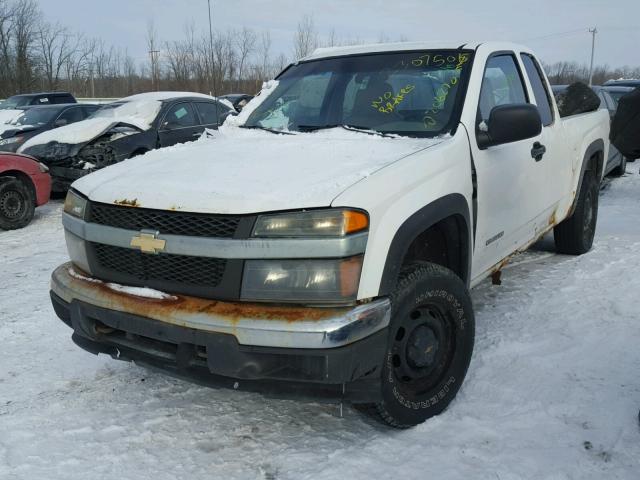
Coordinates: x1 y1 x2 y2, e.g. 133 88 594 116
63 213 368 259
52 263 390 349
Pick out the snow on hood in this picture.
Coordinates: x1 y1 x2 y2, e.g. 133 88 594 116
0 109 23 128
18 117 142 152
72 127 448 214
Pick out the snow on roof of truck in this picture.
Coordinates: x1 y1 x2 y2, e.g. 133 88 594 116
302 41 529 61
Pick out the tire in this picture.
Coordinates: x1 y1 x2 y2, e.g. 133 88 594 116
0 177 35 230
610 156 626 177
362 262 475 428
554 169 598 255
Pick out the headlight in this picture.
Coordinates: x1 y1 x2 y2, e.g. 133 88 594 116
241 256 363 303
253 209 368 237
63 190 88 219
0 136 23 146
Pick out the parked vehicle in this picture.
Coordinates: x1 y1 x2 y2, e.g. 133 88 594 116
19 92 233 192
50 42 609 428
220 93 254 111
0 92 77 109
603 79 640 88
0 104 100 153
0 153 51 230
601 85 635 104
553 84 626 175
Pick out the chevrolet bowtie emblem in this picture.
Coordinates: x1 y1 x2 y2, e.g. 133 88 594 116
130 231 166 254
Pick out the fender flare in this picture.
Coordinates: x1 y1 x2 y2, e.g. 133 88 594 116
568 138 604 216
378 193 472 296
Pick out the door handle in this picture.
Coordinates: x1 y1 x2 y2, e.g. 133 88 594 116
531 142 546 161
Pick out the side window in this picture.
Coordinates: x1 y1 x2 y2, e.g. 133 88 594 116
57 107 84 124
520 54 554 126
52 95 72 104
478 54 527 122
82 105 100 117
163 102 197 128
195 101 228 125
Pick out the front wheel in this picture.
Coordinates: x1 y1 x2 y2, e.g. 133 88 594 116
364 262 475 428
0 177 35 230
554 169 598 255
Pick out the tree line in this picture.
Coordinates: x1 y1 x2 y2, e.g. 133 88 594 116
0 0 637 100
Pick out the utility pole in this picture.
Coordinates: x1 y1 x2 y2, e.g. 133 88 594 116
149 49 160 91
208 0 220 122
588 27 597 86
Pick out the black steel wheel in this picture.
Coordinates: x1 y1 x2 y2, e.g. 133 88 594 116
0 177 35 230
554 169 599 255
361 262 475 428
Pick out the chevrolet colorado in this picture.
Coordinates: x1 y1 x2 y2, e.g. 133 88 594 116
50 41 609 428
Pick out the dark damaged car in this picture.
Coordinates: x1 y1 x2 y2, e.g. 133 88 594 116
18 92 234 192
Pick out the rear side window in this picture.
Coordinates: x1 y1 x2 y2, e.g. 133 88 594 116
520 54 554 126
195 101 229 125
52 95 75 104
478 54 528 122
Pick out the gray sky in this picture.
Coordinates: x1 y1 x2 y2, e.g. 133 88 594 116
40 0 640 69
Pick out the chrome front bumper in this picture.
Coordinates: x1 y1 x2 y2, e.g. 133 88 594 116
50 263 391 349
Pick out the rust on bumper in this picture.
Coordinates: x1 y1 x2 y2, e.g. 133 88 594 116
51 262 391 349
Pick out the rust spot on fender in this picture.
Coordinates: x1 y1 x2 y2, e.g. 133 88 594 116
491 270 502 286
114 198 140 207
66 266 344 325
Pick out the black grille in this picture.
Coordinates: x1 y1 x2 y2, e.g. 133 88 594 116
88 202 240 238
92 243 226 288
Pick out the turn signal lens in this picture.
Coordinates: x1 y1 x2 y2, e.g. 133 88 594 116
342 210 368 235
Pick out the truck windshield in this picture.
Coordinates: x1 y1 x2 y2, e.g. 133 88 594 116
244 50 473 137
0 96 29 110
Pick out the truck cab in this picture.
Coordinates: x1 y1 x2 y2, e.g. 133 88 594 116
50 41 609 428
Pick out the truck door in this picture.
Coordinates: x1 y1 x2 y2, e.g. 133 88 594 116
470 53 550 277
158 102 201 147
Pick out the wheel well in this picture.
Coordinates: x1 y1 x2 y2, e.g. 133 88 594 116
400 215 468 283
586 150 604 178
0 170 35 199
131 148 149 157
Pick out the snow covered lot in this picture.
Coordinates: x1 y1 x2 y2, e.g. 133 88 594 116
1 171 639 480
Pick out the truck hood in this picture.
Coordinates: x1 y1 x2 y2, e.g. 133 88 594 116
18 117 145 153
73 128 447 214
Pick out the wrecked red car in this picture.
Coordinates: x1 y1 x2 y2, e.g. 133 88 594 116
0 153 51 230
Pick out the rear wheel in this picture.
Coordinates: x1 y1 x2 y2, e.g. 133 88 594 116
361 262 475 428
0 177 35 230
554 169 598 255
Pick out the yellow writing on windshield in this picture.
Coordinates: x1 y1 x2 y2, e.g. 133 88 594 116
371 85 415 114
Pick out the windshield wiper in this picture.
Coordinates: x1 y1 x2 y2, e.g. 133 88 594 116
296 124 394 137
239 125 295 135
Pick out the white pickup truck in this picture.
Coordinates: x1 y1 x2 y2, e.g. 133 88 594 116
51 41 609 428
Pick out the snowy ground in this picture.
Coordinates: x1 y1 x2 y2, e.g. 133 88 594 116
1 170 639 480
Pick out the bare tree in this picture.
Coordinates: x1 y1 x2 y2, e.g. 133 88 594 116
235 26 255 90
38 21 77 90
13 0 39 92
293 15 317 59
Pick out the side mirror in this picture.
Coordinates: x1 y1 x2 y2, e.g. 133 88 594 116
162 121 178 130
54 118 68 127
477 104 542 149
